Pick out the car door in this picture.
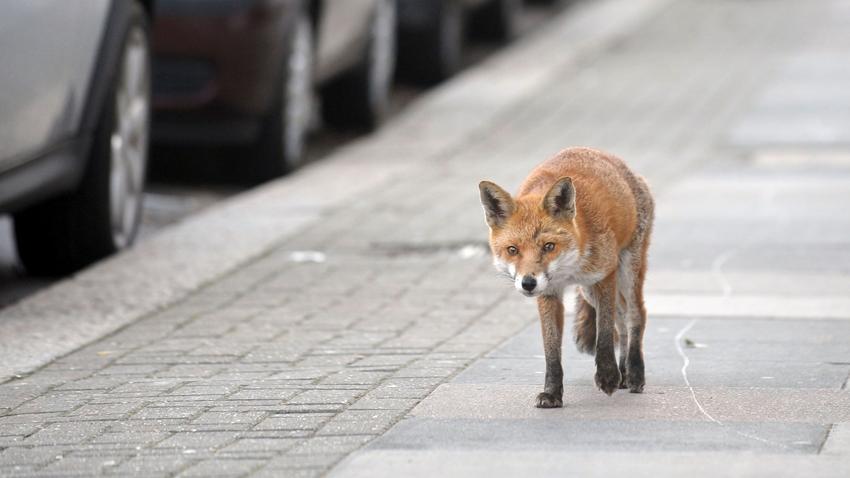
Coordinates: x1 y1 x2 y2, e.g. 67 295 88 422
0 0 110 173
315 0 377 82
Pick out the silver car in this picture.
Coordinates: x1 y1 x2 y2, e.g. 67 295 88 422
0 1 153 275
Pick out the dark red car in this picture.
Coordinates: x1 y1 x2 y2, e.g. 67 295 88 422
152 0 397 180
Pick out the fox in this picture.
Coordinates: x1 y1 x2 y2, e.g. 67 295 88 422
478 147 654 408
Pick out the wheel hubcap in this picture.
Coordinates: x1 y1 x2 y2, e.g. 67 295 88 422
110 27 149 249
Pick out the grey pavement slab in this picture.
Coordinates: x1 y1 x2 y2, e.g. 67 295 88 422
370 417 827 453
331 450 850 478
402 384 850 424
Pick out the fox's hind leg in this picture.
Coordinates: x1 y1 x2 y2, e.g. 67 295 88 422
623 246 648 393
616 247 643 391
573 292 597 355
619 225 652 392
614 281 629 390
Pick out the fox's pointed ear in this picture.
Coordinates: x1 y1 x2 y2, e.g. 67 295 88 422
479 181 515 228
543 177 576 221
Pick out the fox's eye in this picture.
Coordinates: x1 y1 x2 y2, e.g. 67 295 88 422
506 246 518 255
543 242 555 252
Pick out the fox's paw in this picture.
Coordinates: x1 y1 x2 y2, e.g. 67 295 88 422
626 368 645 394
535 392 563 408
594 363 621 396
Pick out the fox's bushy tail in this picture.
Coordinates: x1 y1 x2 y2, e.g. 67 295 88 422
573 294 597 355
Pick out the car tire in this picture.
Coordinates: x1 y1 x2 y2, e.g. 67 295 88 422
471 0 522 43
13 2 150 276
249 8 314 181
397 0 463 85
321 0 397 131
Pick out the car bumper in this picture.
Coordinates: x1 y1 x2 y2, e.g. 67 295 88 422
152 0 299 142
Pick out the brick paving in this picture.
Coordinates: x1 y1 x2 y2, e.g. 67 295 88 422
2 0 850 476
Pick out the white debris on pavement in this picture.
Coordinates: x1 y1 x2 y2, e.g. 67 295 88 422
288 251 327 263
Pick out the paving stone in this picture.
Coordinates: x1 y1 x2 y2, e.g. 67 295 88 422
319 370 393 386
253 414 332 432
261 452 345 470
240 430 312 439
177 458 265 477
54 377 128 392
170 424 253 433
24 422 109 446
155 432 240 451
90 431 170 446
133 406 204 420
12 394 89 414
96 364 165 376
110 380 182 394
316 414 400 436
66 402 141 418
289 435 375 455
169 384 239 397
192 411 268 425
38 453 128 476
219 437 301 454
109 454 196 476
287 389 365 406
348 397 420 411
156 365 227 379
227 389 299 401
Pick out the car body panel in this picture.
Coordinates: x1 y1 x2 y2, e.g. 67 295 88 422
0 1 110 174
152 0 299 114
314 0 375 82
150 0 382 144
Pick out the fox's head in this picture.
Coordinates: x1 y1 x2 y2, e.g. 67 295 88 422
478 178 582 297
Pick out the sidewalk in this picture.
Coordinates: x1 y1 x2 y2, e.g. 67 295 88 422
2 0 850 476
332 153 850 476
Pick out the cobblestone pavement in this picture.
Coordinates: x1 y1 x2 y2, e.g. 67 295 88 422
2 0 850 476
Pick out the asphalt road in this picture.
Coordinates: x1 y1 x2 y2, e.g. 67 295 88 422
0 1 568 309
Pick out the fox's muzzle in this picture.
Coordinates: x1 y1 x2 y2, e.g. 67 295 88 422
515 273 548 296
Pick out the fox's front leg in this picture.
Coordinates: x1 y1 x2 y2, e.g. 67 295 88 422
593 272 621 395
535 295 564 408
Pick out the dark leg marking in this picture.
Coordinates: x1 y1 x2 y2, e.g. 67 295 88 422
536 295 564 408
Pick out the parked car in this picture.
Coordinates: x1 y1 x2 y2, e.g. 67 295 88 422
0 0 153 276
397 0 522 84
151 0 397 181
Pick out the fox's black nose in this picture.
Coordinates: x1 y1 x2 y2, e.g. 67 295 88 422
521 276 537 292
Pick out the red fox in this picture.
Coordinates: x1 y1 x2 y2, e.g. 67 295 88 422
479 147 654 408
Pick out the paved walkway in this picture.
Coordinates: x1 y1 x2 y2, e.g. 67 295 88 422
2 0 850 476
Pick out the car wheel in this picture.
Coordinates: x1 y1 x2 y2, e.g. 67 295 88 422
250 8 314 181
13 2 150 276
322 0 397 131
471 0 522 43
397 0 463 85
